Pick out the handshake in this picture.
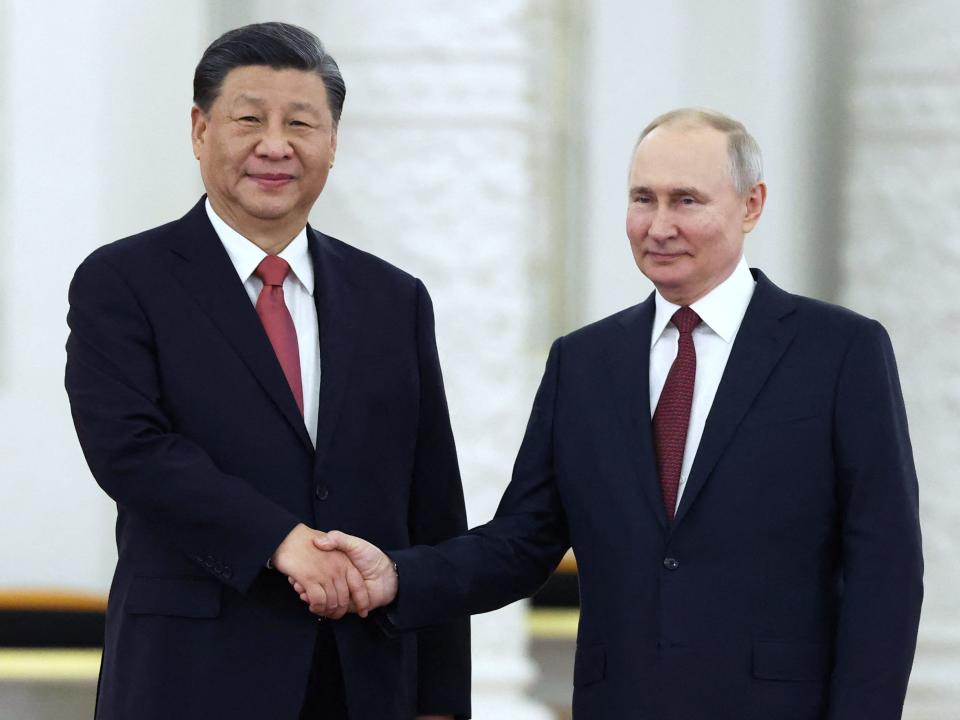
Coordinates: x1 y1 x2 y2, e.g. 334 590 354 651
270 523 397 619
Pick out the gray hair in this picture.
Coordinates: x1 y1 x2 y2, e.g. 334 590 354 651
635 108 763 195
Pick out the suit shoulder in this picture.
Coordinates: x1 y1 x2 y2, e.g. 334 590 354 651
313 230 420 290
73 218 186 291
790 293 887 337
78 217 181 271
560 303 648 346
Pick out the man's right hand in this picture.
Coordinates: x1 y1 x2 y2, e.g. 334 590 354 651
305 531 398 613
270 523 371 619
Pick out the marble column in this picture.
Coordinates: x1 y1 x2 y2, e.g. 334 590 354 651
238 2 563 717
842 3 960 717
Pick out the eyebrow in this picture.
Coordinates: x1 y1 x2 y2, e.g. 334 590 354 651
629 185 708 200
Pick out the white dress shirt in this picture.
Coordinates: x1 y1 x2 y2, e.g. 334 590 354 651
649 256 756 510
205 199 321 448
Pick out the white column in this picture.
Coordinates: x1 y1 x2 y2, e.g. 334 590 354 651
240 2 558 717
581 0 850 323
0 0 205 591
842 3 960 717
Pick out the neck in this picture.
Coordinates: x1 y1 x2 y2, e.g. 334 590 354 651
657 257 743 307
207 196 306 255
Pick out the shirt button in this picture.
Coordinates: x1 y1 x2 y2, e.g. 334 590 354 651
663 557 680 571
315 486 329 501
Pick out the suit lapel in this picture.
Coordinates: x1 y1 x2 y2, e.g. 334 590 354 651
166 199 313 452
308 228 362 471
605 295 669 530
672 270 799 527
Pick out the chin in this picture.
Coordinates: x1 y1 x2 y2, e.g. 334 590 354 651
243 199 298 221
641 260 688 286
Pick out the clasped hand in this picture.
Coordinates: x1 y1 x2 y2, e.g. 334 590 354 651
271 523 396 619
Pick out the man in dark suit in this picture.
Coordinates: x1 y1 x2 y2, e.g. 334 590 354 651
65 22 469 720
313 108 923 719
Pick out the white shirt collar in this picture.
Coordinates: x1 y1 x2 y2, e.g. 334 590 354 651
205 198 314 295
651 255 755 344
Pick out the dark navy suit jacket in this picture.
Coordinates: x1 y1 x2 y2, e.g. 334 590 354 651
390 270 922 720
65 198 471 720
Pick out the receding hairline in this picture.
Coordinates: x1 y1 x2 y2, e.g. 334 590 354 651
638 108 748 142
631 107 764 195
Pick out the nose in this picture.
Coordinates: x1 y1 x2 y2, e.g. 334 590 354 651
255 123 292 159
647 205 676 242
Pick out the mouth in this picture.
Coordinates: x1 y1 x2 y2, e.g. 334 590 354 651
644 250 688 262
246 173 296 189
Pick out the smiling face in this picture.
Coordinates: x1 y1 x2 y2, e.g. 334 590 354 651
626 123 765 306
191 65 337 249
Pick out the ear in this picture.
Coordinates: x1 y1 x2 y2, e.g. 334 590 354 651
190 106 207 160
742 181 767 234
329 127 338 166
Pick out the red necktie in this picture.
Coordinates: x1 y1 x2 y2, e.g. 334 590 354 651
652 306 701 521
254 256 304 415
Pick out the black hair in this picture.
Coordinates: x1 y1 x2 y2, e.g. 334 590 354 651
193 22 345 126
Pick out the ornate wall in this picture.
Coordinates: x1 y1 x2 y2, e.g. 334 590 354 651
239 1 566 716
843 2 960 716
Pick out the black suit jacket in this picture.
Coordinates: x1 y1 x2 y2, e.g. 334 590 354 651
65 198 471 720
390 270 922 720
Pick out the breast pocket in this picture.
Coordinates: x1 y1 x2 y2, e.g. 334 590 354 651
126 575 222 618
741 404 823 429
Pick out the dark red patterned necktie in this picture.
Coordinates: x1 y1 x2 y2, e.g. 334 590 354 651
652 306 701 521
254 256 304 415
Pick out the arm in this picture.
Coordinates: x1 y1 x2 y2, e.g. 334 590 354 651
406 280 471 719
828 320 923 719
319 338 570 628
65 250 364 612
388 336 570 629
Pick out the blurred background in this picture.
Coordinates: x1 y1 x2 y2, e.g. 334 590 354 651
1 1 958 718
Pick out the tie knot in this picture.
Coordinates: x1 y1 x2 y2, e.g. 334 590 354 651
254 255 291 287
671 306 701 334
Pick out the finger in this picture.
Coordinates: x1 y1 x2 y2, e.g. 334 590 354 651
300 592 309 603
330 573 350 619
307 584 327 613
293 581 305 594
319 579 340 618
313 534 337 551
345 564 370 617
308 584 328 615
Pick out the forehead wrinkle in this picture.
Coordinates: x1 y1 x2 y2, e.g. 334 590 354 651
231 93 266 107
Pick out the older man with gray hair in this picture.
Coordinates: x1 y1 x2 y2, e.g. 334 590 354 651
313 107 923 720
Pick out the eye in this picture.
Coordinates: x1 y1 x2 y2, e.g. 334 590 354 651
678 196 697 206
632 194 652 204
237 115 260 124
289 119 312 128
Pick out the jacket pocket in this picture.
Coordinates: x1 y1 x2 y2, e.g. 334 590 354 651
126 575 222 618
752 640 831 682
573 644 606 687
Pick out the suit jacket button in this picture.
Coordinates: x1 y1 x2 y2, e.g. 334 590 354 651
315 486 329 501
204 556 215 568
663 557 680 571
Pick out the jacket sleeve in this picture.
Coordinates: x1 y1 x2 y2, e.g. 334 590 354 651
390 335 570 633
406 280 472 718
827 319 923 719
65 250 300 593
